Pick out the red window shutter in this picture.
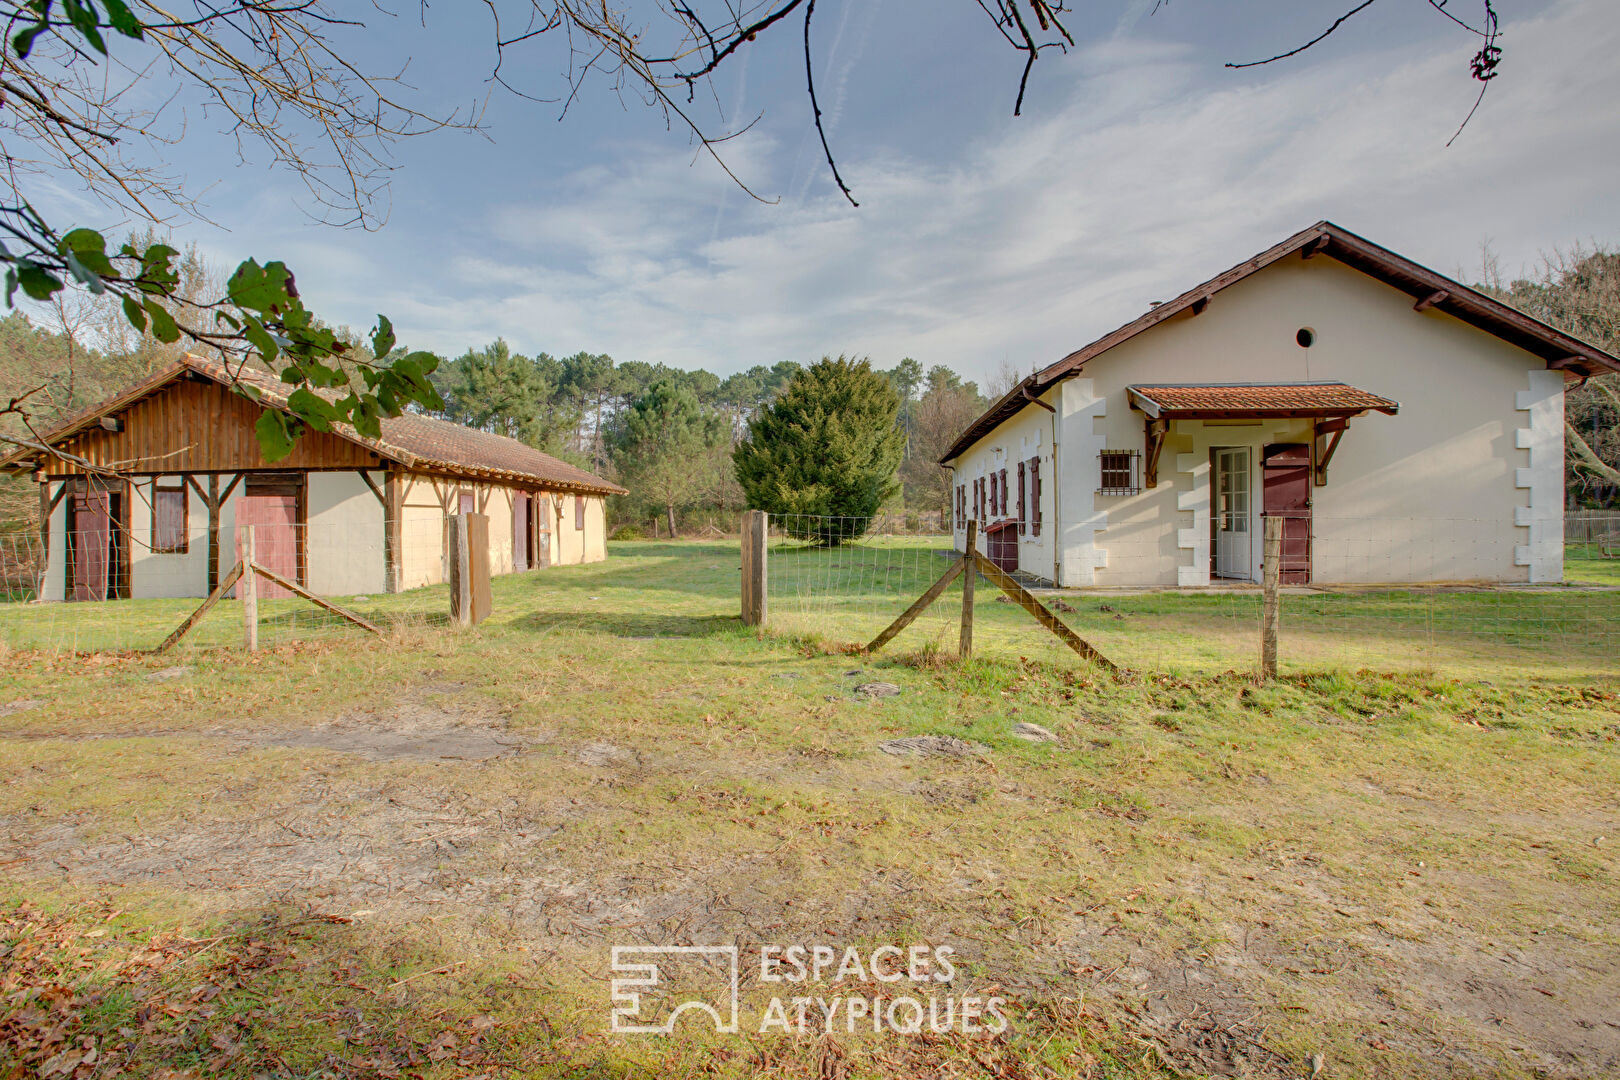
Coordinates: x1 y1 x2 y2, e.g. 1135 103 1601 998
1031 458 1042 537
152 482 188 554
575 495 586 530
999 469 1008 515
1017 462 1026 534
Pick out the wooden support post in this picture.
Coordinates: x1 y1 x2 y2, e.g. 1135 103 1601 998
1261 515 1282 679
206 474 220 593
37 479 49 567
867 557 965 653
959 521 977 660
384 470 402 594
740 509 768 627
241 525 258 652
970 552 1118 671
448 513 471 627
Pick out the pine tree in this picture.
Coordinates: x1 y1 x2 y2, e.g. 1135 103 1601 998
613 380 727 536
732 355 906 544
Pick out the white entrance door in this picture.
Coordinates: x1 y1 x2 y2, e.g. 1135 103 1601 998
1215 447 1252 580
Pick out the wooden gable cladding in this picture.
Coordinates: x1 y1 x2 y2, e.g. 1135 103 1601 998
44 374 381 476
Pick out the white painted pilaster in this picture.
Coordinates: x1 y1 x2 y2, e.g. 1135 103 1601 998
1514 369 1564 583
1176 452 1211 586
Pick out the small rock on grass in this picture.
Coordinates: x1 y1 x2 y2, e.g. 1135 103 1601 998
854 682 902 699
577 742 638 767
880 735 986 758
146 666 192 682
1012 722 1058 743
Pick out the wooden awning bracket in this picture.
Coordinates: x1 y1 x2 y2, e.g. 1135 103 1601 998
1313 417 1350 485
1144 417 1168 488
1414 290 1448 312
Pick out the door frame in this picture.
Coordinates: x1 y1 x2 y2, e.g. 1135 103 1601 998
63 476 130 601
1209 445 1257 582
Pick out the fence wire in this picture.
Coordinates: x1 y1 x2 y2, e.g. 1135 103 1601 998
0 518 453 654
761 513 1620 680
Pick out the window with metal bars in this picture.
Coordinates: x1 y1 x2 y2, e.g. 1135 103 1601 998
1098 449 1142 495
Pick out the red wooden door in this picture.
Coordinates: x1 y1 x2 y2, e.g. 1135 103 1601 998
513 492 530 571
986 520 1018 574
69 492 112 602
1262 443 1311 585
236 495 299 598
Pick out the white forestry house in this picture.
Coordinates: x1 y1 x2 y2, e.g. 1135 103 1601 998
940 222 1620 587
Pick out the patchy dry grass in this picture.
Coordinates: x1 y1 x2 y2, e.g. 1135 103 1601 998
1 539 1617 1079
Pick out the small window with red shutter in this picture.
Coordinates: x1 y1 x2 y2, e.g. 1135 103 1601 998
1030 457 1042 537
575 495 586 530
1017 462 1026 534
152 479 188 554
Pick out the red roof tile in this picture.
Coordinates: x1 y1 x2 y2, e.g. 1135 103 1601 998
0 355 627 495
1127 382 1398 417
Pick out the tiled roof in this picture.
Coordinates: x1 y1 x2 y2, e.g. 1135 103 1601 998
0 355 627 494
193 358 628 494
1127 382 1399 417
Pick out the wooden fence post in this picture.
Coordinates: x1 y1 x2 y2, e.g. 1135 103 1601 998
741 509 767 627
241 525 258 652
448 513 471 627
960 520 977 660
1261 515 1281 679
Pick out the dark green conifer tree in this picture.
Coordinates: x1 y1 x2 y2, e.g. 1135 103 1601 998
732 355 905 544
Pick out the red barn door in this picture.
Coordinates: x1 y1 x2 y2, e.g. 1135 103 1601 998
69 491 113 601
513 492 530 571
1262 443 1312 585
236 495 299 598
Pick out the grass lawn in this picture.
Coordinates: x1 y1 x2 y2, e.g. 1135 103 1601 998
1 539 1616 1078
1565 542 1620 586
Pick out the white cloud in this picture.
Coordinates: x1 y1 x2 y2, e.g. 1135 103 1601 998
307 0 1620 379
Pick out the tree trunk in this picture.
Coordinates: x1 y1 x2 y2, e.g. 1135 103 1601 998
1568 422 1620 484
666 502 678 538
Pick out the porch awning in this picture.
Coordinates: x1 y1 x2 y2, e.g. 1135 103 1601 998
1126 382 1399 420
1128 382 1398 489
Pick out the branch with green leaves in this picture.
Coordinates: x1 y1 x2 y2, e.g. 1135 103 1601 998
0 0 444 462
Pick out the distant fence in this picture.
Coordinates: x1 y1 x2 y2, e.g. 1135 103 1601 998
756 514 1619 680
1567 510 1620 543
0 514 495 654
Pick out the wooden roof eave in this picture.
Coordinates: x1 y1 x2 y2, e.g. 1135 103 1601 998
404 459 628 497
1124 388 1399 421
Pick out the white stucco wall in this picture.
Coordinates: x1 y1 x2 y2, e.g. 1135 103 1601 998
946 255 1567 587
129 477 210 599
949 393 1060 582
305 471 386 596
39 482 65 603
395 475 607 587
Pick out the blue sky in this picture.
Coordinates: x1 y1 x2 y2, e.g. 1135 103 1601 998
37 0 1620 385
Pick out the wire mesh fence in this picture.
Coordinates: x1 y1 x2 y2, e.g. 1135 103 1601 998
0 518 454 654
762 513 1620 680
